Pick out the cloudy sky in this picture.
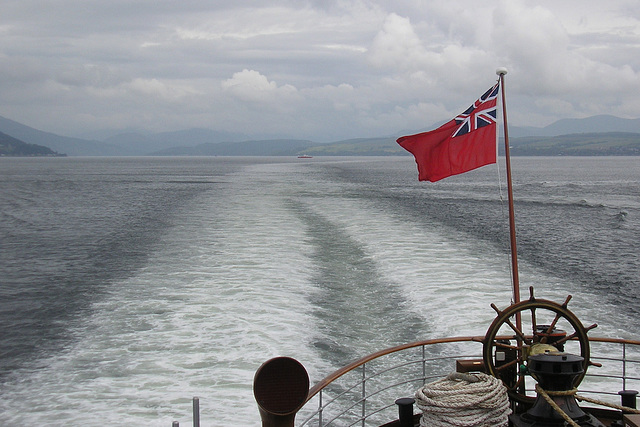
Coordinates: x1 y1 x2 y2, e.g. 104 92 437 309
1 0 639 141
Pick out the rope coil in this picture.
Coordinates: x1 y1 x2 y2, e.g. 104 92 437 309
415 372 511 426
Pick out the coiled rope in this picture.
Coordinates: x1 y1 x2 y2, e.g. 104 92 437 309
414 372 511 426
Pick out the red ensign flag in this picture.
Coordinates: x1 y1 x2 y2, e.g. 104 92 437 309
397 82 499 182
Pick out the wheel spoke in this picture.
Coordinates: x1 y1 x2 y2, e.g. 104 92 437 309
543 313 562 336
511 375 525 392
551 330 579 348
504 318 531 344
494 341 521 351
495 358 520 372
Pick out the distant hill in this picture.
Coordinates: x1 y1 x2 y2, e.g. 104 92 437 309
152 137 405 156
305 133 640 156
0 131 65 156
104 128 248 155
508 115 640 137
0 115 249 156
538 115 640 136
0 115 127 156
153 139 319 156
406 115 640 138
2 113 640 156
314 116 640 155
504 132 640 156
153 132 640 157
302 137 403 156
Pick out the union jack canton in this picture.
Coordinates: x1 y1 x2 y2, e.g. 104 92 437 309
452 83 499 138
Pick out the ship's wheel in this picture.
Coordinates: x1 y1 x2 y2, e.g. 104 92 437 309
482 287 598 404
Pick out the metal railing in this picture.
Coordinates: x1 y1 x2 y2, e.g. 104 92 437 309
296 336 640 427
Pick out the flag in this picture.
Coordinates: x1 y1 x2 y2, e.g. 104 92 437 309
397 82 500 182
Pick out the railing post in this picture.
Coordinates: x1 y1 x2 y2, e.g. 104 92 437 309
421 345 427 385
318 390 323 427
623 343 627 390
361 363 366 427
193 397 200 427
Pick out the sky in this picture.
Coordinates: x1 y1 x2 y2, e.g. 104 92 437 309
1 0 639 142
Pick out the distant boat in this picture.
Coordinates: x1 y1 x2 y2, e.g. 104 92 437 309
297 154 313 158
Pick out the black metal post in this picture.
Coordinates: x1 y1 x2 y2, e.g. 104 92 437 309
193 397 200 427
395 397 415 427
619 390 638 409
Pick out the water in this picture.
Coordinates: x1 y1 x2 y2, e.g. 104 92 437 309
0 156 638 425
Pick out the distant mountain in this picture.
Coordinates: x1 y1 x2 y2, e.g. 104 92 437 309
0 115 127 156
153 139 319 156
2 113 640 156
306 133 640 156
104 128 247 155
0 131 65 156
509 115 640 137
541 115 640 136
504 132 640 156
0 115 251 156
409 115 640 138
302 137 404 156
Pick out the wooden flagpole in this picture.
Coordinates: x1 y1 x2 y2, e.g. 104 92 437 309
496 68 521 315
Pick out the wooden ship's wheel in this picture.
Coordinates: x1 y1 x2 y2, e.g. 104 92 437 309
482 287 599 404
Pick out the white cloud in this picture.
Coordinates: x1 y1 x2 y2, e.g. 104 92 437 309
486 0 640 125
221 69 298 103
0 0 639 139
368 13 427 70
125 78 199 100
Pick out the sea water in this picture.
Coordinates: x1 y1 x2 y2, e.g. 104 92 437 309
0 156 638 425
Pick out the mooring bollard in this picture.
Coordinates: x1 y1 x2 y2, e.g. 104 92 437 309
619 390 638 409
395 397 415 427
193 397 200 427
172 422 179 427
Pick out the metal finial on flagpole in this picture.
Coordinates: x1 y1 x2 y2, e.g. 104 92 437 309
496 67 508 76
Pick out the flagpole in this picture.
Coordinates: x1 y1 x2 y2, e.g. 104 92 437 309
496 68 521 316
